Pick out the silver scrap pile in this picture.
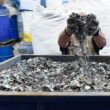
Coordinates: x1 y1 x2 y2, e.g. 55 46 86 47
0 57 110 92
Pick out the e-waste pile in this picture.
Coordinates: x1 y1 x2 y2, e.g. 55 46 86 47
0 57 110 92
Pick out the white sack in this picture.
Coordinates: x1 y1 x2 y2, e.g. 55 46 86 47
32 7 68 55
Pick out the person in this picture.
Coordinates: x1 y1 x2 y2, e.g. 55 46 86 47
58 12 106 55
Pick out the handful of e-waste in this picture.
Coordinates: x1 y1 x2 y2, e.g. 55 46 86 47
66 12 100 41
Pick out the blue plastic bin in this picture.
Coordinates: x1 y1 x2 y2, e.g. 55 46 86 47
10 15 19 40
0 6 10 42
0 45 14 62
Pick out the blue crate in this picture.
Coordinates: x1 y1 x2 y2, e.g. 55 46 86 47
0 6 10 42
10 15 19 40
0 45 14 62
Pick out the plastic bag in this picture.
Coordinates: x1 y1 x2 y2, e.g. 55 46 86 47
32 7 69 55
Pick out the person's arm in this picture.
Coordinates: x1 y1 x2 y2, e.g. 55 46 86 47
92 31 106 49
58 28 71 48
58 28 72 55
58 12 80 48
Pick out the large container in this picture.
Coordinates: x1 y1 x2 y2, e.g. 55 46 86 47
0 55 110 110
0 45 14 62
0 6 10 42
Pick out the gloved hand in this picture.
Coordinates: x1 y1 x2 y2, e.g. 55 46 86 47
66 12 87 40
66 12 82 36
66 13 100 39
86 14 100 36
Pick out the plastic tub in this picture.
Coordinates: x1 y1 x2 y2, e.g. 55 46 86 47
10 15 19 40
0 6 10 42
0 45 14 62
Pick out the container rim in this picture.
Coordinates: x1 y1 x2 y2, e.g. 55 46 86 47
0 91 110 96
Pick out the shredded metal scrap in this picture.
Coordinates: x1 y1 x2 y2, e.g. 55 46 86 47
0 57 110 92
